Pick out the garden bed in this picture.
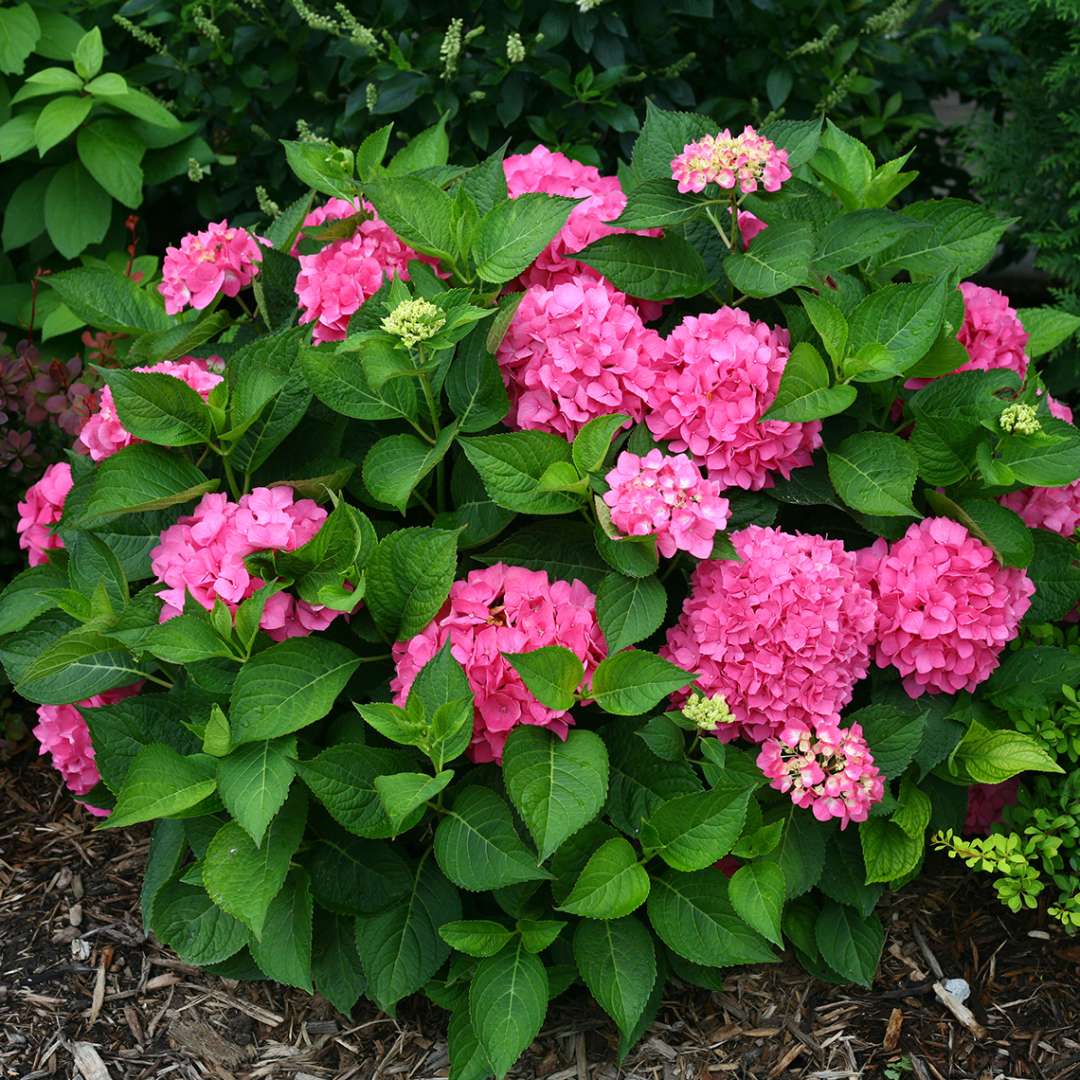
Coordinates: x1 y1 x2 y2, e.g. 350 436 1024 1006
2 758 1077 1080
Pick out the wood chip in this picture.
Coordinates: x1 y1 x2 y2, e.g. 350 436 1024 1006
933 980 988 1039
883 1007 904 1051
69 1041 112 1080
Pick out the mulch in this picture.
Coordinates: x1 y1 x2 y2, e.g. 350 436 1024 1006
2 755 1078 1080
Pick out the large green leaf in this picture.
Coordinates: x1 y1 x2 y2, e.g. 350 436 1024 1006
151 881 250 967
639 778 754 871
44 162 111 259
250 868 314 991
365 527 459 640
814 901 884 986
103 368 212 447
827 432 919 517
557 836 650 918
217 738 297 847
576 232 714 300
595 573 667 654
79 444 216 521
588 650 694 716
724 221 814 298
102 744 217 829
728 861 785 946
473 193 579 283
573 916 656 1040
76 119 144 207
460 432 582 516
312 910 366 1014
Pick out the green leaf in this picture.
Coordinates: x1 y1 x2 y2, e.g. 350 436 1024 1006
151 881 249 967
474 193 579 283
576 232 714 301
365 527 459 641
827 432 919 517
304 827 412 915
461 432 581 515
595 573 666 654
363 425 458 514
104 368 211 447
44 161 110 259
819 830 883 915
614 178 702 229
647 867 777 967
761 809 826 898
435 786 552 892
300 341 418 422
73 26 103 79
951 725 1063 785
845 279 947 375
636 715 685 761
573 917 656 1040
1025 530 1080 623
0 4 40 75
760 117 822 168
88 84 179 129
46 266 171 334
557 836 650 918
145 616 232 665
13 627 145 706
604 728 702 837
728 861 785 946
313 910 366 1014
639 778 754 871
809 121 873 204
281 139 355 199
571 413 629 477
2 174 47 249
356 854 460 1014
218 739 296 847
724 221 814 298
469 942 548 1080
1018 307 1080 358
851 704 927 781
461 140 509 216
446 328 510 433
77 445 216 522
386 116 449 175
589 650 694 716
103 744 216 829
814 901 883 986
202 788 307 937
228 638 359 745
250 868 314 991
0 563 67 636
374 770 454 833
518 918 565 954
1000 420 1080 488
439 919 515 958
476 521 608 590
503 646 584 712
362 176 455 260
76 118 143 208
763 342 855 422
35 94 92 155
814 209 917 272
860 818 922 885
631 102 716 181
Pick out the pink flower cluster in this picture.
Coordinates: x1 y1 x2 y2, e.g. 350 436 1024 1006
77 357 223 461
964 779 1019 835
671 127 792 195
159 220 267 315
17 461 72 566
858 518 1034 698
955 282 1030 380
150 487 342 641
390 564 607 764
294 197 437 343
496 275 664 438
33 683 141 815
603 449 730 559
662 525 877 743
757 719 885 829
646 307 821 490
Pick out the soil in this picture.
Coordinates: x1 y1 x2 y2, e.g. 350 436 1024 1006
2 755 1079 1080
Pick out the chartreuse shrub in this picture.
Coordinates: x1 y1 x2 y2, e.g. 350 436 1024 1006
4 107 1080 1077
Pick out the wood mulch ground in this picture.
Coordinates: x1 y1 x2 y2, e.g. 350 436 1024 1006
2 757 1079 1080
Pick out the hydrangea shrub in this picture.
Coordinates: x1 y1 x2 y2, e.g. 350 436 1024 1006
2 107 1080 1076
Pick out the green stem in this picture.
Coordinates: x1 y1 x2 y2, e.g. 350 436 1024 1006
142 672 174 690
704 206 732 249
222 456 243 500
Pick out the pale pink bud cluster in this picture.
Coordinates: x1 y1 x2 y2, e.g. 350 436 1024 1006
496 275 665 439
757 719 884 829
662 525 877 743
603 449 730 559
857 518 1034 698
645 307 821 490
671 127 792 195
150 487 342 641
16 461 72 566
159 220 267 315
33 683 142 815
390 564 607 764
77 357 223 461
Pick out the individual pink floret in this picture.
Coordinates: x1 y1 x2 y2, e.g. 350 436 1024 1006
16 461 72 566
858 517 1034 698
661 525 877 744
390 564 607 764
603 449 730 559
77 357 223 462
33 683 142 815
496 275 665 439
644 307 821 490
964 779 1019 835
757 719 884 829
671 127 791 196
159 220 267 315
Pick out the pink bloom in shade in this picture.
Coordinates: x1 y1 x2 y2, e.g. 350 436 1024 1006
645 307 822 491
293 196 442 343
149 487 344 641
671 127 792 195
33 683 142 815
603 449 730 559
16 462 72 566
964 779 1019 835
661 525 877 744
496 275 666 439
159 221 267 315
390 564 607 764
858 517 1035 699
736 210 767 248
76 357 224 462
502 146 664 319
757 719 884 829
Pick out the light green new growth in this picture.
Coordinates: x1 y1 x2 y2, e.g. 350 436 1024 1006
382 299 446 348
1000 403 1041 435
682 692 735 732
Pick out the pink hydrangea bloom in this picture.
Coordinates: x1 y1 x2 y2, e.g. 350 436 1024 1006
77 357 223 462
736 210 767 248
964 779 1019 835
661 525 877 743
603 449 730 559
671 127 792 195
502 146 662 317
294 196 439 343
757 719 884 828
858 517 1034 698
390 564 607 764
150 487 341 642
644 307 821 490
17 461 72 566
497 275 665 438
159 220 267 315
33 683 142 815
